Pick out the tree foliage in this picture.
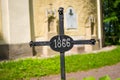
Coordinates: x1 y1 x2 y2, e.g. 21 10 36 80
103 0 120 45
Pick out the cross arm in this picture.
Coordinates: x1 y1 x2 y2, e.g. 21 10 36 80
29 41 50 47
73 39 96 45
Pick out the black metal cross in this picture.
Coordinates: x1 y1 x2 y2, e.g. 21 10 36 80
29 7 96 80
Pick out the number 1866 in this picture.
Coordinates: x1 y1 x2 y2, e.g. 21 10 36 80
54 37 71 48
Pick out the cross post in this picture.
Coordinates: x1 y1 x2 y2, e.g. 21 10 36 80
29 7 96 80
58 7 66 80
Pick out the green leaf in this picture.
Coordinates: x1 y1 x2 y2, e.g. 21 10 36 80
104 16 118 22
114 1 120 8
99 75 111 80
116 78 120 80
82 76 96 80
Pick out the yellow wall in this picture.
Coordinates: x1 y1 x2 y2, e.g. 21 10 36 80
32 0 97 38
0 0 2 40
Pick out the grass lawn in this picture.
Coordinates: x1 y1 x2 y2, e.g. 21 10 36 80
0 46 120 80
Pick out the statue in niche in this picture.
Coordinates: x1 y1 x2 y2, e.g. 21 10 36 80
86 14 96 36
0 27 3 40
89 14 95 35
66 7 78 29
46 4 56 32
0 33 2 40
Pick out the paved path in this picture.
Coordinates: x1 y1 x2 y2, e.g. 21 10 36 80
33 62 120 80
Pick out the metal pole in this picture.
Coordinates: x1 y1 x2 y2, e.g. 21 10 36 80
58 7 66 80
58 7 64 35
60 52 66 80
97 0 103 48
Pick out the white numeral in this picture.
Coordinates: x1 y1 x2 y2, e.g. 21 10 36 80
54 37 71 48
62 39 66 47
66 38 71 47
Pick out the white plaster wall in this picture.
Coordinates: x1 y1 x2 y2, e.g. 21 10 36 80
8 0 31 44
1 0 10 44
1 0 31 44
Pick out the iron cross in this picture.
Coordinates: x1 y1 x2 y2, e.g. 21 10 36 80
29 7 96 80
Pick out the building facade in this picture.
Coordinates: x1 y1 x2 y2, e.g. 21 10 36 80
0 0 103 60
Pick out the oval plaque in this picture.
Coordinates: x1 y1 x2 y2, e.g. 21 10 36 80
50 35 73 52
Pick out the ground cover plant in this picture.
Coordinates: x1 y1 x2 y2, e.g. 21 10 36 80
83 75 120 80
0 46 120 80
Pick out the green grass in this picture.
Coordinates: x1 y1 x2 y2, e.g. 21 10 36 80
0 46 120 80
